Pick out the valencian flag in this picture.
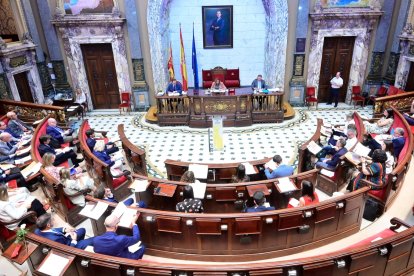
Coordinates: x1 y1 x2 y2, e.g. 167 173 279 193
167 42 175 80
179 24 188 91
192 23 199 90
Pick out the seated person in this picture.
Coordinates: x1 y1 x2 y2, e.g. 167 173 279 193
210 78 226 90
0 121 20 139
362 133 382 157
85 129 118 154
46 118 76 146
59 168 96 207
0 185 46 229
298 180 319 207
94 213 145 260
0 167 32 191
42 153 85 181
180 171 197 183
74 88 88 117
245 191 275 212
34 213 94 249
231 164 250 183
38 135 83 167
251 74 267 91
93 185 135 207
0 133 27 164
351 149 387 191
315 138 347 170
264 155 294 179
403 100 414 125
364 108 394 134
6 111 33 138
176 185 203 213
392 127 406 160
383 141 395 174
93 140 127 176
166 78 183 95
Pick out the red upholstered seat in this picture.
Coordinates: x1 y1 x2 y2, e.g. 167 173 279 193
397 89 405 94
370 86 387 101
368 187 387 202
0 224 15 240
305 87 318 109
225 80 240 87
387 86 398 96
7 180 17 189
344 228 396 250
64 195 76 210
119 92 132 114
351 86 365 107
226 69 239 80
113 175 128 188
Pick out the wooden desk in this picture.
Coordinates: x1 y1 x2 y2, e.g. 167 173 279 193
156 88 284 128
154 183 177 197
35 249 75 276
246 184 270 197
3 240 38 265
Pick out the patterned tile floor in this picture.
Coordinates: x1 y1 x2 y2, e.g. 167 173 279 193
83 103 373 178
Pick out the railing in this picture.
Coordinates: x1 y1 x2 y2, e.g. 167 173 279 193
0 99 66 122
373 91 414 118
117 124 147 176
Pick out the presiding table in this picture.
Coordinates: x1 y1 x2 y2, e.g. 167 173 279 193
156 88 284 128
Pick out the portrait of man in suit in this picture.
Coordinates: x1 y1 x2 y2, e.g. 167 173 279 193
202 6 233 49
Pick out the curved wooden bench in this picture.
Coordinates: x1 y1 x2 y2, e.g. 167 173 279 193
0 99 66 123
373 90 414 118
76 185 368 262
131 169 318 212
117 124 147 176
78 120 131 200
30 115 87 225
24 212 414 276
165 157 272 183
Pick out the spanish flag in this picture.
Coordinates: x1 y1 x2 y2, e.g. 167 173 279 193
179 25 188 91
167 42 174 80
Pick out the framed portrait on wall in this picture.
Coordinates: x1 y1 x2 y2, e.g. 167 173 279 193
202 5 233 49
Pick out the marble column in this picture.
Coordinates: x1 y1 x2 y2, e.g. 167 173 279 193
125 0 146 88
289 0 309 105
0 63 11 100
384 0 410 84
21 0 54 94
36 0 70 90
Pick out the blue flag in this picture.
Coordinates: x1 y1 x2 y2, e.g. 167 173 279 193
192 25 199 90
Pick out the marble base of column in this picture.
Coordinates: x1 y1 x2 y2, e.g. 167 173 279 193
51 60 70 88
383 52 400 85
0 73 12 100
37 61 53 92
289 78 305 106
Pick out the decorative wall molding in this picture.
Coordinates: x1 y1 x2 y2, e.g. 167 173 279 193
147 0 288 93
0 42 44 103
52 12 131 110
308 9 382 103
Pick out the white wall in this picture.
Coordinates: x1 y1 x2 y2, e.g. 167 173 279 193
168 0 266 88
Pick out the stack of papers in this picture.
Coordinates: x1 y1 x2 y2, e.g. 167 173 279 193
276 177 297 193
288 198 300 208
14 155 31 165
167 92 180 96
21 162 42 179
242 162 257 175
79 201 109 220
112 202 138 228
353 142 371 157
307 141 322 155
189 182 207 199
128 241 142 253
344 152 362 165
0 164 15 170
157 92 165 96
37 252 71 276
265 160 277 170
15 146 31 156
320 169 335 177
129 179 150 192
188 164 209 179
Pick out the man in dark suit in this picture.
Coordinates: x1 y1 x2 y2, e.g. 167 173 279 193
85 129 118 154
210 10 225 45
251 75 267 91
245 191 275 213
94 213 145 260
38 135 83 166
392 127 406 159
0 121 20 139
165 79 183 95
6 111 33 138
316 138 348 170
46 118 75 146
0 133 26 163
34 213 94 249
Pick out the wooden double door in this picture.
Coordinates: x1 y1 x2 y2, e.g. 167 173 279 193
82 43 120 109
405 61 414 91
318 36 355 102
